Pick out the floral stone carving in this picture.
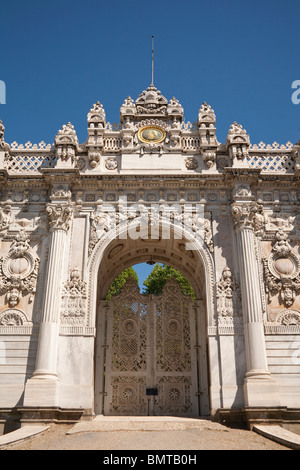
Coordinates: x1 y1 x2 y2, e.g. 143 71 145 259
61 267 87 324
105 158 118 170
216 266 241 321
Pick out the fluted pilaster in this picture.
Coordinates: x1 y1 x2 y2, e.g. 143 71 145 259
31 204 73 379
232 201 280 406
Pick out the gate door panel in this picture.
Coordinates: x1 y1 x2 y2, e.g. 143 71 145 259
103 277 198 416
104 280 148 415
154 283 198 416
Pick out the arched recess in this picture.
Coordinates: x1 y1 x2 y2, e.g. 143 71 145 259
87 221 216 416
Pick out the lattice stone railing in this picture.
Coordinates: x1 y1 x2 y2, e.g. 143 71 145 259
2 139 296 174
247 142 295 173
5 142 56 173
6 152 56 173
247 153 294 173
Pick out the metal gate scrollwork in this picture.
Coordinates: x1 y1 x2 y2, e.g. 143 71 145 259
103 276 199 417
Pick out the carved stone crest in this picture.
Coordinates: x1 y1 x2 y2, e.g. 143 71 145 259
105 158 118 170
185 157 198 170
263 230 300 307
0 231 40 308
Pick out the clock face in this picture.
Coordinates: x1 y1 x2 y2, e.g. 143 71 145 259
138 125 166 144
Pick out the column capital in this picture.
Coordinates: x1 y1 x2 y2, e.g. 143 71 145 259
231 201 264 234
46 203 73 232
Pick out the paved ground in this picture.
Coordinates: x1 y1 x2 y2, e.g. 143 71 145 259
0 419 291 451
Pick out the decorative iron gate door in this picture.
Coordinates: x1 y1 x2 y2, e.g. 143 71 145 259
103 277 199 416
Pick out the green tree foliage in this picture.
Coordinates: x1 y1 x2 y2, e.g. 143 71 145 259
106 266 139 303
142 264 196 300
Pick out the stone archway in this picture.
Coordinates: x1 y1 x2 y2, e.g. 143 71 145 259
91 224 214 417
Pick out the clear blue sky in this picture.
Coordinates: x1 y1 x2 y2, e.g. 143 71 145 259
0 0 299 147
1 0 299 286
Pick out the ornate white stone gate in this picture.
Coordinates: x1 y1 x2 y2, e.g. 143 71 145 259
102 277 199 417
1 81 300 429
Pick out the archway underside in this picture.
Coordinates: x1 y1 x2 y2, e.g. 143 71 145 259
97 228 206 301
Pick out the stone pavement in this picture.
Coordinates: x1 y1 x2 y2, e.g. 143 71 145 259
0 416 299 450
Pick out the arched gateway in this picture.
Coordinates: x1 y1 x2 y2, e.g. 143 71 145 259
91 223 213 417
0 84 300 431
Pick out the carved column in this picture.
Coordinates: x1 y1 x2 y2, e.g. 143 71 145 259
232 201 280 407
24 203 73 406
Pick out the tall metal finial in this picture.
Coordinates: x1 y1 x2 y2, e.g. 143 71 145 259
151 35 154 85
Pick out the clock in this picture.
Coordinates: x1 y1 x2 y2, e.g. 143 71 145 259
138 125 166 144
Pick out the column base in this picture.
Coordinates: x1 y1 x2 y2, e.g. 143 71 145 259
243 370 281 407
23 376 60 408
